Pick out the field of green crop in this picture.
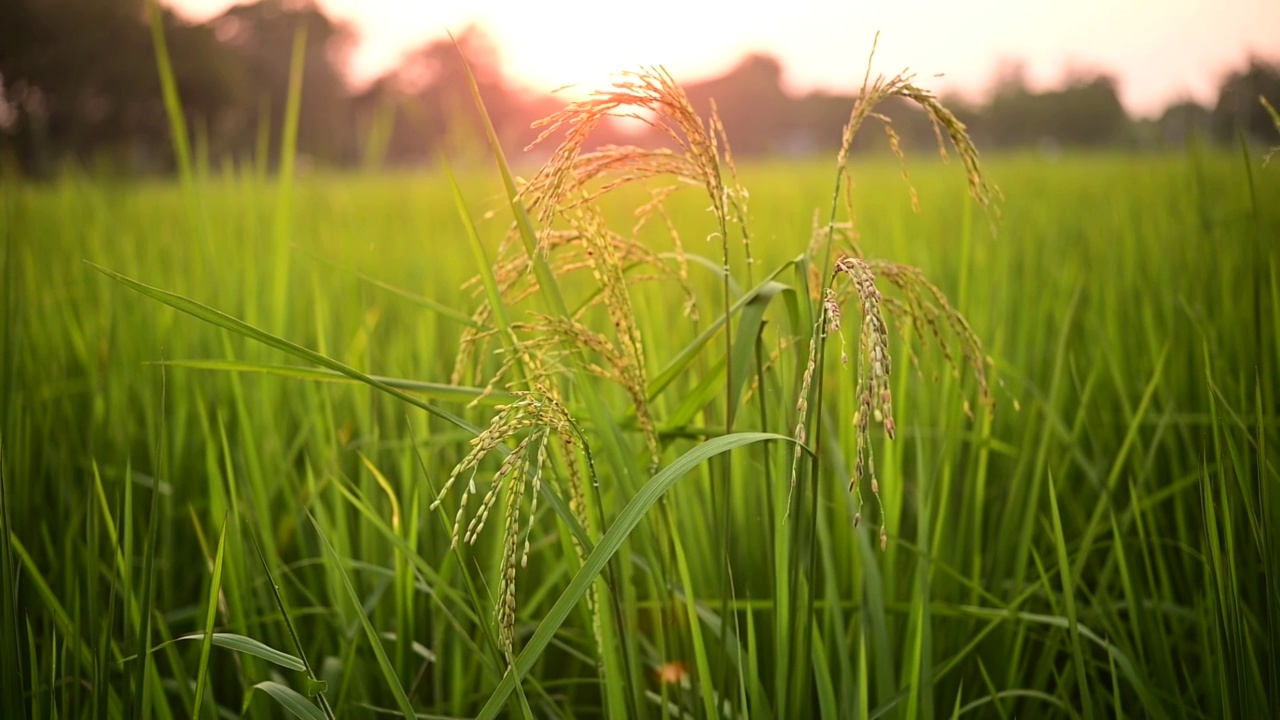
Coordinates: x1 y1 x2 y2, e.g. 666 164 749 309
2 135 1278 719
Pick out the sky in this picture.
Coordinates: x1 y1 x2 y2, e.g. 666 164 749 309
173 0 1280 118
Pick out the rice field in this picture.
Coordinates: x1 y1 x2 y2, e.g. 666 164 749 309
2 92 1279 719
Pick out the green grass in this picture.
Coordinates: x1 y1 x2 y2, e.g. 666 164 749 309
2 143 1278 720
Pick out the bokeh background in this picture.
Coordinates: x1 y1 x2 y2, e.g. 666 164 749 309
3 0 1279 176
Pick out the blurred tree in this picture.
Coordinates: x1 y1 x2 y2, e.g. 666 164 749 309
1159 100 1212 146
1211 57 1280 144
1053 75 1129 146
0 0 239 175
352 25 566 167
978 72 1127 149
786 90 945 158
9 9 1277 176
210 0 357 166
789 91 856 156
684 54 790 155
990 58 1031 99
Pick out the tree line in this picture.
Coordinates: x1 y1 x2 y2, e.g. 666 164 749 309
2 0 1278 178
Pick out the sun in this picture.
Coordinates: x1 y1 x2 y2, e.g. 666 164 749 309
173 0 761 106
466 2 735 99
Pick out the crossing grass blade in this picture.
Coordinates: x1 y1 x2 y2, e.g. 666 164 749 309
475 432 795 719
649 264 797 400
89 263 474 433
309 514 417 719
246 527 337 720
311 254 484 328
152 360 515 405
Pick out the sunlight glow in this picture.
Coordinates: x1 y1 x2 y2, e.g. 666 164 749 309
174 0 1280 116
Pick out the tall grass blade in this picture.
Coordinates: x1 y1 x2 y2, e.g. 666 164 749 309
671 529 718 719
0 189 22 719
270 25 307 335
309 514 416 719
144 0 193 187
192 513 229 717
1048 472 1094 718
476 432 794 719
245 526 336 719
129 367 166 720
445 162 518 352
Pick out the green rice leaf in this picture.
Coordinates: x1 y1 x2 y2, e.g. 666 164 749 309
176 632 305 672
248 681 327 720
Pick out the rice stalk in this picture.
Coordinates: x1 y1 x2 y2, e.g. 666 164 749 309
439 51 999 668
790 35 1000 546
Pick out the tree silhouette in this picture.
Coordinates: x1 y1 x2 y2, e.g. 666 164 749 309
684 54 790 155
210 0 357 165
1159 101 1212 146
980 72 1127 149
4 5 1278 176
1212 57 1280 144
0 0 244 175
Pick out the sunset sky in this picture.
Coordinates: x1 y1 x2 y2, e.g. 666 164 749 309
173 0 1280 117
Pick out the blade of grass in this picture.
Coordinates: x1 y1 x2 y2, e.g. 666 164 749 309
144 0 193 188
309 513 416 719
453 38 566 319
955 690 1067 717
144 0 214 270
90 263 474 433
445 162 518 350
270 25 307 336
130 366 166 720
0 171 22 720
176 633 305 672
152 360 515 405
1071 346 1168 585
476 432 795 719
649 263 796 401
249 681 327 720
671 527 718 720
1048 471 1094 719
192 512 229 717
727 282 788 424
308 255 482 328
1008 285 1082 586
810 616 838 719
246 528 336 719
905 454 935 720
8 536 96 672
954 605 1164 717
